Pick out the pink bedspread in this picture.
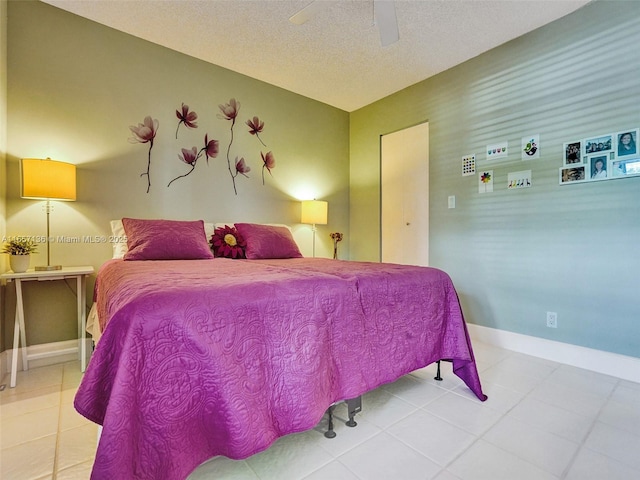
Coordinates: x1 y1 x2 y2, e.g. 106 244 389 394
75 258 486 480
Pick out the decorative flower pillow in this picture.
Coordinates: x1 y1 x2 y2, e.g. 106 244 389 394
210 225 246 258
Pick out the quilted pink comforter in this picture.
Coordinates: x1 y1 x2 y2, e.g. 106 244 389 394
75 258 486 479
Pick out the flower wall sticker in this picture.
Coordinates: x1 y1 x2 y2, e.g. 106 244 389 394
261 151 275 185
175 103 198 139
168 134 219 187
128 97 277 194
246 116 266 146
248 116 276 186
218 98 244 195
235 157 251 177
128 116 159 193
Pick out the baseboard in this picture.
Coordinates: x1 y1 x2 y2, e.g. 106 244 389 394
3 339 93 373
4 328 637 385
468 324 640 384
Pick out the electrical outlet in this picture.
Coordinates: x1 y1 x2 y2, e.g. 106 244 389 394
546 312 558 328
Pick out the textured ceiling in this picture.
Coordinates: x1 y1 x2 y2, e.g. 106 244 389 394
42 0 591 112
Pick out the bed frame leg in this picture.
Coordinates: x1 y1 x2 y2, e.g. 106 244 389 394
434 360 443 381
345 396 361 427
324 396 362 438
324 405 337 438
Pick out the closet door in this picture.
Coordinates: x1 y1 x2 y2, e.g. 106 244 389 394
381 122 429 266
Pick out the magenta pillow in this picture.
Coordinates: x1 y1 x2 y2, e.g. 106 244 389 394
122 218 214 260
234 223 303 259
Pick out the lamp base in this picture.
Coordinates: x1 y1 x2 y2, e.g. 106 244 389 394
35 265 63 271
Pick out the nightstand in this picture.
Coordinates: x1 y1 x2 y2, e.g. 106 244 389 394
1 266 94 388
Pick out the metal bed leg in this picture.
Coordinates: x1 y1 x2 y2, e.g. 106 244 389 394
434 360 453 381
324 404 337 438
345 397 361 427
324 396 362 438
434 360 443 381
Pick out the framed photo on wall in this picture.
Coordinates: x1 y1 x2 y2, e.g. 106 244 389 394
559 165 586 184
612 157 640 177
588 154 609 180
563 141 582 166
583 134 612 155
615 129 639 158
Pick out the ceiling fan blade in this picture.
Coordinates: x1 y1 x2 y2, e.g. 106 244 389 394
289 1 327 25
374 0 399 47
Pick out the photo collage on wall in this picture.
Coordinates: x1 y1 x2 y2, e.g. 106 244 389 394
560 128 640 184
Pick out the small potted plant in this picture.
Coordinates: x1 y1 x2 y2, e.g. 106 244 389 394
2 238 38 273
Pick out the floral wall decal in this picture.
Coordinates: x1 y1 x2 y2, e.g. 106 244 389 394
261 151 275 185
235 156 251 178
246 116 266 146
128 98 277 194
168 135 219 187
175 103 198 138
247 116 276 185
218 98 246 195
128 116 159 193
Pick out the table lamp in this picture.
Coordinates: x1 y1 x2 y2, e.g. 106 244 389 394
20 158 77 271
301 199 328 257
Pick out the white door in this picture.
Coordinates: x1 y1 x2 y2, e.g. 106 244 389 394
381 122 429 266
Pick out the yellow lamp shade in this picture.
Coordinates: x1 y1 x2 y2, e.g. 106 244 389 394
301 200 328 225
20 158 76 201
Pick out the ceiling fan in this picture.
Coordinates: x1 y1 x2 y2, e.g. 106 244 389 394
289 0 400 47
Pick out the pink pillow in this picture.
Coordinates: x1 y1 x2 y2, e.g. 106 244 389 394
122 218 214 260
234 223 302 259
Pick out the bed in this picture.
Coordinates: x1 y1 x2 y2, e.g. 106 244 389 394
74 219 486 480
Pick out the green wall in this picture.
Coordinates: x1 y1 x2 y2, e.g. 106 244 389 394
1 0 8 359
3 0 349 349
350 0 640 358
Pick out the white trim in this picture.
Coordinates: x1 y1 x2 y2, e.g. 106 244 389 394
3 339 92 373
4 328 638 385
468 324 640 384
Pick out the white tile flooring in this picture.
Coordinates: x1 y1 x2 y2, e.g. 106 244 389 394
1 341 640 479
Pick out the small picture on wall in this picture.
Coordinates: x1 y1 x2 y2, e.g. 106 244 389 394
559 165 586 184
612 157 640 177
462 154 476 176
563 141 582 165
479 170 493 193
507 170 531 189
615 129 639 157
522 135 540 160
584 134 612 154
486 141 508 160
588 154 608 180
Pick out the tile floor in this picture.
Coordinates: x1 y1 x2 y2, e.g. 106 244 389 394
1 341 640 479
